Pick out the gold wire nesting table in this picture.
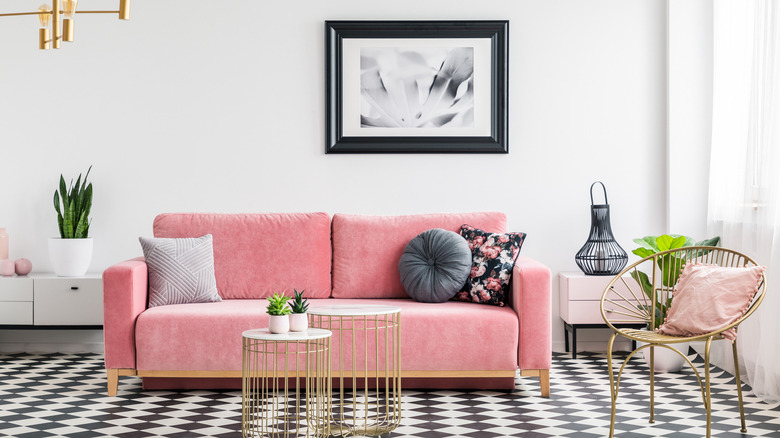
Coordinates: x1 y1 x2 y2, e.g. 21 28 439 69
308 305 402 437
242 328 332 438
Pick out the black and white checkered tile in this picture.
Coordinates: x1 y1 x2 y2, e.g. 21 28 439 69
0 351 779 437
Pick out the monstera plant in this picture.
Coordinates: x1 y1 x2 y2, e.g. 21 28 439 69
631 234 720 329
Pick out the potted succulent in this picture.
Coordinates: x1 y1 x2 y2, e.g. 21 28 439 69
631 234 719 372
289 289 309 332
49 166 94 277
266 292 292 334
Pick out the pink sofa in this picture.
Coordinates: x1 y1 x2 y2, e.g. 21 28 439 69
103 212 552 396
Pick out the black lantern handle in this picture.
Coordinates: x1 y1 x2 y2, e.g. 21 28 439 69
590 181 609 206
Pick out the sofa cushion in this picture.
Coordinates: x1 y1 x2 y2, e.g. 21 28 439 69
332 212 507 299
139 235 222 307
153 213 332 299
398 229 472 303
135 298 519 372
453 225 526 306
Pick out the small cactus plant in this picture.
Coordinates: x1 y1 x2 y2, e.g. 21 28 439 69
266 293 292 316
289 289 309 314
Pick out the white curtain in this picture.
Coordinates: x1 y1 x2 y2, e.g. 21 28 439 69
708 0 780 403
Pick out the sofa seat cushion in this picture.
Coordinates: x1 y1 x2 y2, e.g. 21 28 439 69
152 213 332 299
332 212 507 299
135 298 519 373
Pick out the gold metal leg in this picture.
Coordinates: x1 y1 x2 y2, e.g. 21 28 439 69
607 332 618 438
732 340 747 433
649 345 655 423
705 338 713 438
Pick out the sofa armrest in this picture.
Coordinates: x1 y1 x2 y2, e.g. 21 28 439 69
103 257 148 370
510 256 552 371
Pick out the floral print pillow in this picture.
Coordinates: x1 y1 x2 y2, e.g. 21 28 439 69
453 225 526 306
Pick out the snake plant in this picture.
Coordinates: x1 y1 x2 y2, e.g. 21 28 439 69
289 289 309 314
53 166 93 239
266 293 292 316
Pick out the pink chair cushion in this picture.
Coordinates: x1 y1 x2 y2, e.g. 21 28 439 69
153 213 332 299
658 264 764 341
332 212 507 299
135 298 519 372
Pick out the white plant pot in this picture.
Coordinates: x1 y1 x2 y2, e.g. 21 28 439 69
639 341 690 373
289 313 308 332
268 315 290 334
48 237 93 277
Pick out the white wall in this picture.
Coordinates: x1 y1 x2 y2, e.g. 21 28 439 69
0 0 667 352
667 0 712 237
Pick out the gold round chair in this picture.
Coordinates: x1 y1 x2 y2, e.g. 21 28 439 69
599 246 766 438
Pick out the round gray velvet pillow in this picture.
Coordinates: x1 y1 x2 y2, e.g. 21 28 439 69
398 228 472 303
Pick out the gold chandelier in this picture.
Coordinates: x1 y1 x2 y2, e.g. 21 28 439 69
0 0 130 50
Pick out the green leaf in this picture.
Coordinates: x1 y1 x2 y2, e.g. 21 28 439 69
632 247 654 258
696 236 720 247
53 190 61 216
633 237 660 252
59 176 67 207
630 270 653 299
656 235 674 251
74 211 88 239
669 235 687 250
63 197 75 239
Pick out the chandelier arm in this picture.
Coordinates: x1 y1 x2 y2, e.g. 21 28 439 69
0 12 46 17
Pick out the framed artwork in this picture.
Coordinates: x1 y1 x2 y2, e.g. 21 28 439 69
325 20 509 153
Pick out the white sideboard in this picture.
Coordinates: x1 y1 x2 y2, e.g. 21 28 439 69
0 273 103 327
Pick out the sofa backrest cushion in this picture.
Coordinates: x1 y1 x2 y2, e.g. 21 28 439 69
331 212 507 299
153 213 332 299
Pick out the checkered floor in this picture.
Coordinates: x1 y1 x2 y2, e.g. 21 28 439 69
1 351 779 437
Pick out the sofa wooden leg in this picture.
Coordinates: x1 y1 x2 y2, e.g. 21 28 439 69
520 369 551 397
539 369 550 397
107 369 118 396
107 368 137 396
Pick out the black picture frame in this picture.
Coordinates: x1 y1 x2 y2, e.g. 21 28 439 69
325 20 509 154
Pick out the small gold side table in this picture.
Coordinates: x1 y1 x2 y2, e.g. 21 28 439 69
308 305 401 437
242 328 332 438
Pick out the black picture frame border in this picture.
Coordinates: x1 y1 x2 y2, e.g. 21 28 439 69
325 20 509 154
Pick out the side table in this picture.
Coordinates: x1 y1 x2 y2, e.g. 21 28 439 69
308 305 401 437
560 272 644 358
242 328 332 438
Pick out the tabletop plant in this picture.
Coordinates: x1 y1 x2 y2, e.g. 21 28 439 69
290 289 309 314
631 234 720 329
266 293 292 316
53 165 93 239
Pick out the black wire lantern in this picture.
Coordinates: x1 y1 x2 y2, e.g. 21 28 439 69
575 181 628 276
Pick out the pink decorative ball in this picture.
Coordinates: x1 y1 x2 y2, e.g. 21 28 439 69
0 259 14 277
14 258 32 276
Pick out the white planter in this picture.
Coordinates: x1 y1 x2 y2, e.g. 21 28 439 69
48 237 93 277
289 313 308 332
268 315 290 334
639 341 690 373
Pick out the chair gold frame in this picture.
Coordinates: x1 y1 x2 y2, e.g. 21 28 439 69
600 246 766 438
